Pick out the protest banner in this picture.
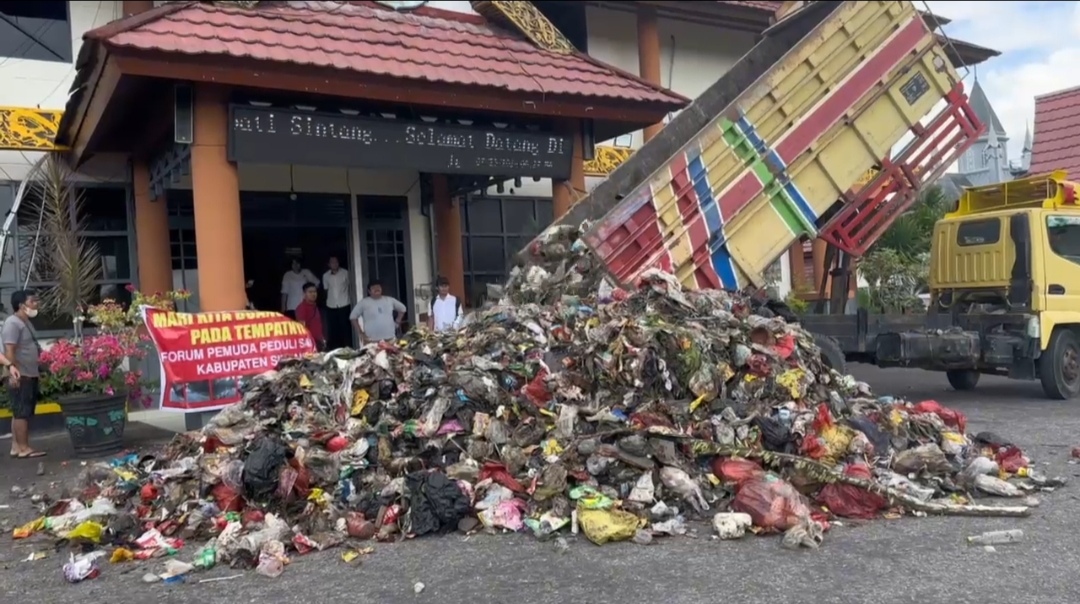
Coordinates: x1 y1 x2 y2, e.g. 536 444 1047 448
143 308 317 412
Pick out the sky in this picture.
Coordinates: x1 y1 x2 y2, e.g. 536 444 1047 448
924 1 1080 162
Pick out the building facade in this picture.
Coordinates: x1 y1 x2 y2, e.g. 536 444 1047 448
0 1 999 335
0 1 135 331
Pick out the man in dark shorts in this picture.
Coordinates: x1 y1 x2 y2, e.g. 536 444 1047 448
4 290 42 458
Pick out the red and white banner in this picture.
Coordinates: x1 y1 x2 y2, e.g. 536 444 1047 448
142 308 317 412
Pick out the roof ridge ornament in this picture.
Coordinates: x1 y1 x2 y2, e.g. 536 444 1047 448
470 1 575 55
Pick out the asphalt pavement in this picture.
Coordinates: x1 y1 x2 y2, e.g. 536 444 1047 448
2 365 1079 604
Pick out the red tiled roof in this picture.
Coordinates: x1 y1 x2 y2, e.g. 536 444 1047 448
89 1 687 107
1029 86 1080 177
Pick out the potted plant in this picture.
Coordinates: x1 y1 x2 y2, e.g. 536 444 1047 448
39 288 188 457
25 155 186 456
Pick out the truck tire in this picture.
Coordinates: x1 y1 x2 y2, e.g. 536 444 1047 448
1039 328 1080 400
812 334 846 375
946 369 980 391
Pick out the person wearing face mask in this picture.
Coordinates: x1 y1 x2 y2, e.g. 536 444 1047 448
3 290 40 458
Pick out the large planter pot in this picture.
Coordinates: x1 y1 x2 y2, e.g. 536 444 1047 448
58 391 128 458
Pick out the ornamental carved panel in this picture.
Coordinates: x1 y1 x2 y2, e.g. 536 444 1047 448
0 107 65 152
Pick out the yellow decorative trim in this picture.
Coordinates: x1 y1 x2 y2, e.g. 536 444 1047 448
584 145 635 176
470 1 575 54
0 107 67 152
0 401 61 419
855 168 879 186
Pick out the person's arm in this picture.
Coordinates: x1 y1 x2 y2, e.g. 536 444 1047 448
392 298 407 325
280 276 289 312
349 303 366 341
2 323 21 383
454 299 464 329
426 300 434 330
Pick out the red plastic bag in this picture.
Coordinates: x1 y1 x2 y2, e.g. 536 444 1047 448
912 400 967 434
522 369 552 406
730 475 812 532
799 404 833 459
711 457 765 486
211 483 244 513
479 462 525 492
816 464 888 519
995 446 1029 473
772 334 796 359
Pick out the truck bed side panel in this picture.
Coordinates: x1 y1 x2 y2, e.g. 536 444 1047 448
584 1 961 290
519 1 845 252
724 31 957 286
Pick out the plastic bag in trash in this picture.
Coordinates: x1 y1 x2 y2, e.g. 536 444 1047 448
731 474 813 532
816 464 888 519
578 508 639 545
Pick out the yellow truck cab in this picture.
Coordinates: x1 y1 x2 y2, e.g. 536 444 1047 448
875 171 1080 399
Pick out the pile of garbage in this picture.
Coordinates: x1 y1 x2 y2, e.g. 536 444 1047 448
13 227 1063 582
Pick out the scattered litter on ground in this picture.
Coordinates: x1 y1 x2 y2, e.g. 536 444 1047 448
199 573 243 583
5 229 1067 583
967 529 1024 546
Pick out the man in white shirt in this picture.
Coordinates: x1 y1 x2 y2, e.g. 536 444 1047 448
427 276 463 332
322 255 352 349
280 258 318 319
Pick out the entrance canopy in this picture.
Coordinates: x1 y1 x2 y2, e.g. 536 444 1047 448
56 0 689 164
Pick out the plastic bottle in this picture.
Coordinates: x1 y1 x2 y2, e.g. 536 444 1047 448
966 529 1024 545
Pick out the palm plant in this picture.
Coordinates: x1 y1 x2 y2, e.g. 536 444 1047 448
872 184 948 260
860 184 948 312
26 154 102 335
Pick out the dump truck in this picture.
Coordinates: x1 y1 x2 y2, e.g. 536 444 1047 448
805 172 1080 400
519 1 1014 388
544 0 979 291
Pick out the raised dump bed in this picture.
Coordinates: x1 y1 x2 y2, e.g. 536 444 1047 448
525 0 982 291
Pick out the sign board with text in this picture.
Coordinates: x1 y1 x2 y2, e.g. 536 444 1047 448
228 105 574 179
142 308 317 412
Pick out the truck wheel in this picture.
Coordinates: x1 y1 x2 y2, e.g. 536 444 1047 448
812 334 846 375
946 369 980 391
1039 328 1080 400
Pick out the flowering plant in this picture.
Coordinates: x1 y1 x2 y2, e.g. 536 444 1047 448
39 286 190 408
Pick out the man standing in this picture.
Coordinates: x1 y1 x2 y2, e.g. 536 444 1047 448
280 258 317 319
322 256 352 349
4 290 40 459
427 276 463 332
350 280 406 343
294 282 326 350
